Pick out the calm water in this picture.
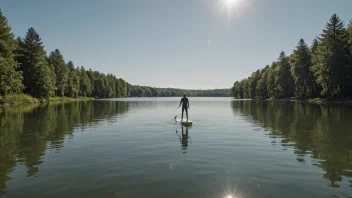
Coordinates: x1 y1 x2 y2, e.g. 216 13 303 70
0 98 351 198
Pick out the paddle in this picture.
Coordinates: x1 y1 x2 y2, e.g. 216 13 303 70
174 107 180 120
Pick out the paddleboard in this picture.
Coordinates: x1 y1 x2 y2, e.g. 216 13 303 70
175 118 193 125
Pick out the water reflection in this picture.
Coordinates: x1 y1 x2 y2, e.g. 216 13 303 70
0 100 129 195
231 100 352 190
176 125 191 153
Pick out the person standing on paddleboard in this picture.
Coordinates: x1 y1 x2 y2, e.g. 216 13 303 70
178 93 190 121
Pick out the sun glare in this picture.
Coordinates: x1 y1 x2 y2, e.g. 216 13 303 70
221 0 243 15
225 0 238 7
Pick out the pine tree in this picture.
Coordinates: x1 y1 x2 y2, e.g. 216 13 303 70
65 61 80 98
0 9 24 95
46 58 57 95
290 39 312 98
312 14 349 98
310 39 321 97
266 65 276 98
15 28 54 98
275 52 294 98
48 49 68 97
79 67 92 97
86 69 95 96
347 20 352 97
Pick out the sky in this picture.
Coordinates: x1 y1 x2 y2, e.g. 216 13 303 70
2 0 352 89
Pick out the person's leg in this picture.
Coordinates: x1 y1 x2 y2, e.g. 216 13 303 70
181 106 184 120
185 107 188 121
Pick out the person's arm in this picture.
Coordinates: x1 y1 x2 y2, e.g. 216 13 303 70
178 99 182 108
187 99 190 108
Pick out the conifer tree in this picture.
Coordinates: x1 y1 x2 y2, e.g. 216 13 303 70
347 20 352 97
290 39 312 98
275 52 294 98
48 49 68 97
15 28 54 98
79 67 92 97
66 61 80 98
0 10 24 95
312 14 349 98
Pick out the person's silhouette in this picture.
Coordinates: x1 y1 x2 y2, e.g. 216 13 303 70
178 93 190 121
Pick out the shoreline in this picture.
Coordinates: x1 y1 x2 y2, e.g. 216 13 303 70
265 98 352 105
0 94 95 107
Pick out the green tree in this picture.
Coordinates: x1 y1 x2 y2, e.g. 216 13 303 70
116 78 127 98
79 67 92 97
249 70 261 98
347 20 352 97
15 28 54 98
65 61 80 98
86 69 95 96
145 88 152 97
48 49 69 97
256 65 270 99
275 51 294 98
92 73 104 98
290 39 313 98
0 10 24 95
310 39 321 97
265 63 277 98
312 14 350 98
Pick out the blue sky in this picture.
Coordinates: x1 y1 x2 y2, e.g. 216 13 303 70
2 0 352 89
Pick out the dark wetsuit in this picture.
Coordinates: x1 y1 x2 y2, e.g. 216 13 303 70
179 97 189 120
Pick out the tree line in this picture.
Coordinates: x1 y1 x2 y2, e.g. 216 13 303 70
0 10 229 100
232 14 352 100
129 86 230 97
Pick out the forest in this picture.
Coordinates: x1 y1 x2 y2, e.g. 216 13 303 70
0 10 229 101
232 14 352 100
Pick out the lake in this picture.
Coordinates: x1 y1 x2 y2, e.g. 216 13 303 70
0 97 351 198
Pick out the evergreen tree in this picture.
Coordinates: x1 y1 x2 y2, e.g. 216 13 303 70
266 65 276 98
275 51 294 98
79 67 92 97
309 39 321 97
0 10 24 95
15 28 54 98
46 57 57 95
347 20 352 97
86 69 95 96
290 39 313 98
106 74 115 98
48 49 68 97
65 61 80 98
312 14 349 98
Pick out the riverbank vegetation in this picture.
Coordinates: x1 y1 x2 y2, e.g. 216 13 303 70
0 10 229 105
231 14 352 101
0 94 38 104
